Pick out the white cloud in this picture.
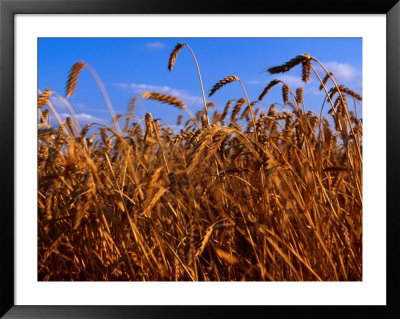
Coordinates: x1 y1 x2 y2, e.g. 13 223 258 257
113 82 204 106
321 61 357 82
60 112 105 125
143 41 166 50
304 86 325 96
44 95 93 114
47 95 68 112
276 75 305 87
116 83 128 89
76 113 103 123
73 103 92 112
245 80 260 85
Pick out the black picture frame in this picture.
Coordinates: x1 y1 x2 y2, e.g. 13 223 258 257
1 0 399 318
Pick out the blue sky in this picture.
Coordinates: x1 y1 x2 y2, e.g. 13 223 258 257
38 38 362 129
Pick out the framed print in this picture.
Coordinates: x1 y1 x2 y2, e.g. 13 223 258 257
1 0 399 318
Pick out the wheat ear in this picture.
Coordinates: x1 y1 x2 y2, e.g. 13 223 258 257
258 79 281 101
168 43 185 71
267 55 307 74
66 61 86 98
208 76 239 97
168 43 210 126
141 92 186 109
38 88 51 109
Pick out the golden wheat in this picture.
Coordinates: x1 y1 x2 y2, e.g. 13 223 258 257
38 48 362 282
66 61 86 98
168 43 185 71
141 92 186 110
208 75 239 97
38 88 51 109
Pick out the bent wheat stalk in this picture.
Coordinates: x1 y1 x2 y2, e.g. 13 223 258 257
65 61 121 133
209 75 257 138
308 56 362 163
168 43 210 126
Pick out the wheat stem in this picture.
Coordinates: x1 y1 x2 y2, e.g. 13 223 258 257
85 64 121 133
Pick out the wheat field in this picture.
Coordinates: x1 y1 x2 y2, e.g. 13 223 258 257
38 43 362 281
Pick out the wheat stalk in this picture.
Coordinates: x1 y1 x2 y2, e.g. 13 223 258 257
168 43 185 71
38 88 51 109
267 55 307 74
194 224 214 258
66 61 86 98
168 43 210 126
319 72 334 91
38 48 362 282
296 87 304 105
208 76 239 97
330 85 362 101
302 57 312 83
258 79 280 101
282 84 290 104
141 92 186 109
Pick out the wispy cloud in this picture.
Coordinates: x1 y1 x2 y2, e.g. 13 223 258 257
72 103 93 112
304 86 325 96
143 41 166 50
47 95 68 112
276 75 306 87
245 80 260 85
60 112 105 125
320 61 358 82
269 61 359 89
113 82 204 106
40 111 106 129
46 96 96 114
